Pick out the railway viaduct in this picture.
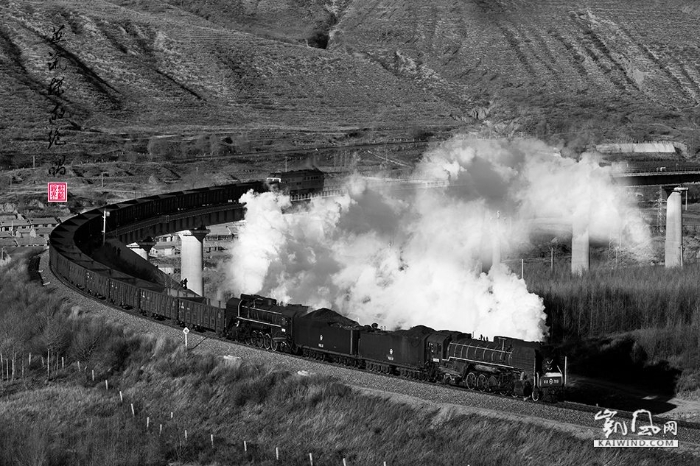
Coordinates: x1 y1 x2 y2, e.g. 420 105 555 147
98 169 700 298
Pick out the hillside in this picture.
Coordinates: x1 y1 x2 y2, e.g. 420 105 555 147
0 0 458 169
2 0 700 170
332 0 700 152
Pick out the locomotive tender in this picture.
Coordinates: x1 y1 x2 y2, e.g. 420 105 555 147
49 176 565 402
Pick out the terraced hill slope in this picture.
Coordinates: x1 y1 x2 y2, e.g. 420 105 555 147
2 0 700 169
332 0 700 152
0 0 458 167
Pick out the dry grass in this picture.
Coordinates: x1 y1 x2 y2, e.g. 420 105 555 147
2 251 698 464
525 262 700 394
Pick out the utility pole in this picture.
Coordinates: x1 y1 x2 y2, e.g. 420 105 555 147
102 209 110 245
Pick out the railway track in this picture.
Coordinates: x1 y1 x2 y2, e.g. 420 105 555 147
42 250 700 451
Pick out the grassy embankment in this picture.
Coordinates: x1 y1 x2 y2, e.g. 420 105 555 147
1 250 697 465
526 262 700 398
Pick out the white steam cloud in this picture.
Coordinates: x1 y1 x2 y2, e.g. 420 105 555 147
221 136 651 341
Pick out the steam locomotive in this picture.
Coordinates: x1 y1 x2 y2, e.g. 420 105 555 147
225 294 566 401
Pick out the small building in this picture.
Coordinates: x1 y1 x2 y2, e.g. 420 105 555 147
27 217 59 228
14 237 48 247
0 213 19 223
35 227 54 238
155 233 178 243
0 219 31 232
151 244 179 257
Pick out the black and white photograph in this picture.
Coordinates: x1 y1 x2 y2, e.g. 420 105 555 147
2 0 700 464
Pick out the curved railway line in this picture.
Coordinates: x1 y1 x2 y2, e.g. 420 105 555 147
41 249 700 454
46 181 700 452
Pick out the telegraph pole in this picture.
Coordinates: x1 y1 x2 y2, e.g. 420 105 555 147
102 209 110 245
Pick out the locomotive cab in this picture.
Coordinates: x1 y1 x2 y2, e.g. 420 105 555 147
536 346 566 400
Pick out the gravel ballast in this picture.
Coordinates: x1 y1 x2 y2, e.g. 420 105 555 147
39 250 700 454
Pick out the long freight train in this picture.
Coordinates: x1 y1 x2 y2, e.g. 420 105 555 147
49 179 566 402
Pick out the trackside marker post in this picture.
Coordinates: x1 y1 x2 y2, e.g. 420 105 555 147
211 434 214 447
276 447 279 460
131 404 135 417
183 327 189 348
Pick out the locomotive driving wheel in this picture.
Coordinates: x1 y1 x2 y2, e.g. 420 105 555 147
263 333 272 350
477 374 487 391
487 375 498 393
465 372 477 389
253 331 264 348
270 338 279 352
531 387 541 402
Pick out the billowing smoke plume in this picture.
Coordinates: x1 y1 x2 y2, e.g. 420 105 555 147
221 136 651 340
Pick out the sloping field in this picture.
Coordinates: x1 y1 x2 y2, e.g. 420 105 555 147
332 0 700 151
0 0 459 167
3 0 700 168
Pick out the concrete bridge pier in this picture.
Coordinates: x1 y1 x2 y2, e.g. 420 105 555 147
127 237 156 261
665 187 687 268
571 216 590 276
178 227 210 295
